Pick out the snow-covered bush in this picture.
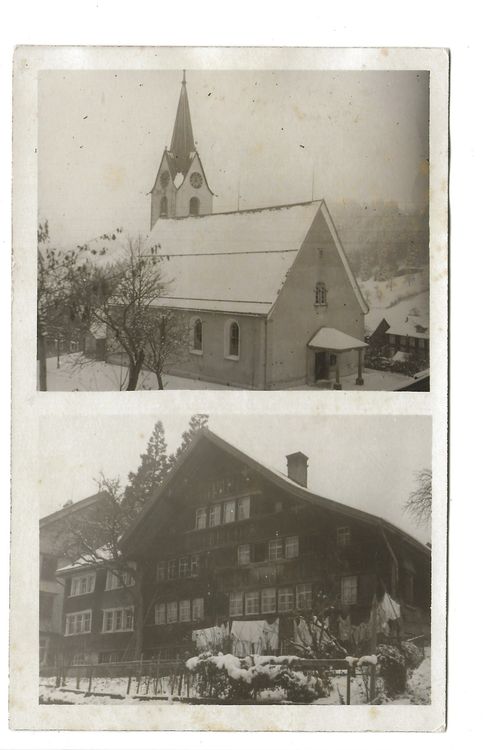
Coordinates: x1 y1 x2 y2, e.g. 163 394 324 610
376 644 406 697
400 640 424 671
186 653 330 703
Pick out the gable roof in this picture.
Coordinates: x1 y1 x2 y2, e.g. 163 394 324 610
40 491 109 529
121 429 429 556
148 199 367 316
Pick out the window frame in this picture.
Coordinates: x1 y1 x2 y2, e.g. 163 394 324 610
191 318 203 355
179 599 191 622
296 583 313 610
268 538 284 561
167 601 178 624
102 606 134 633
195 507 207 530
70 572 96 597
261 587 277 614
167 559 178 580
245 590 260 616
105 566 135 591
229 591 244 617
65 609 92 636
278 587 294 613
341 575 358 605
237 496 251 521
315 282 328 306
208 503 222 527
337 526 351 547
179 557 190 579
189 196 200 216
237 544 251 566
156 561 166 582
222 499 236 524
285 535 299 559
224 319 241 361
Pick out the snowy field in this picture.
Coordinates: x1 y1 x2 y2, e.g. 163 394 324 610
359 269 429 314
39 651 430 705
39 354 415 392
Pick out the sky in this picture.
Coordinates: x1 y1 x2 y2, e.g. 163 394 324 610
38 69 429 248
39 414 431 544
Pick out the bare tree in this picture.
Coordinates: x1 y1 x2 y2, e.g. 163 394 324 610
403 468 432 526
143 309 189 390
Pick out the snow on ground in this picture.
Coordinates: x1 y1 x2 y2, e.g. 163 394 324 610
359 269 428 314
39 355 234 391
41 355 414 392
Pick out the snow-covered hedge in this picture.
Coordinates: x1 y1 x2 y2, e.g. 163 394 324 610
186 652 330 703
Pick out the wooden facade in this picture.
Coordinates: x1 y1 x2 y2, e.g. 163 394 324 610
57 431 431 665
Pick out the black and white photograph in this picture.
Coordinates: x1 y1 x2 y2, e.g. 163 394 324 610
38 414 431 707
37 68 430 392
9 45 448 734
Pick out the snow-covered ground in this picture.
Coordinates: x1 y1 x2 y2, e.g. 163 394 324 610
39 653 431 705
39 355 234 391
40 355 415 392
359 269 429 314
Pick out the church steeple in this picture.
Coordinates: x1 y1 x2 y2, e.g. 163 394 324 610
169 70 195 176
150 71 214 228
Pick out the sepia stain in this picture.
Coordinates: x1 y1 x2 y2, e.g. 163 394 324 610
103 164 126 190
380 48 389 57
292 104 306 121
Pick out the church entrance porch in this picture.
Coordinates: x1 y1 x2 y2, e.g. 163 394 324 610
307 327 368 390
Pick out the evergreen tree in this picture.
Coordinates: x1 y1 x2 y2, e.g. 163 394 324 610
167 414 209 469
124 420 170 515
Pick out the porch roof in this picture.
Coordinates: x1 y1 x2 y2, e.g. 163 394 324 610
308 327 368 352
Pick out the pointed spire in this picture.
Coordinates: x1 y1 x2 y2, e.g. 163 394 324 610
169 71 195 175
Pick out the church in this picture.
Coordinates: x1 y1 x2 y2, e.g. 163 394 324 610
130 74 369 389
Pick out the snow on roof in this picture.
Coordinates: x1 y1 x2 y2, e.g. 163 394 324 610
366 291 429 338
308 327 367 352
149 201 322 256
56 545 113 574
151 249 298 314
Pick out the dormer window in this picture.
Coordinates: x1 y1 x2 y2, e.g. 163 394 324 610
315 282 327 306
160 196 168 217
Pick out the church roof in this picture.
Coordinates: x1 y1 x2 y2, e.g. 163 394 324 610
149 199 368 316
149 201 321 315
168 72 195 177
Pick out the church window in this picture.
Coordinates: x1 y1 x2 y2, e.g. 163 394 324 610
160 196 168 217
189 197 200 216
192 318 203 352
224 320 240 360
315 282 327 306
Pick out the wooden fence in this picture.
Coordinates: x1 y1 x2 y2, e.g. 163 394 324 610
41 656 375 704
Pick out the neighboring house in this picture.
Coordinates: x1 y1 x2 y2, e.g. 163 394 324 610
56 430 430 665
84 322 107 361
368 315 429 360
39 491 110 667
101 73 370 390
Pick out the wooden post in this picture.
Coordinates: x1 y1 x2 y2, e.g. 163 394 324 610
127 672 132 696
87 666 93 694
369 594 377 702
76 669 81 690
154 657 160 695
355 348 364 386
346 666 351 705
333 354 342 390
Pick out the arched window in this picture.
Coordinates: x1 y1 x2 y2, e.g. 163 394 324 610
192 318 203 352
224 320 240 359
315 282 327 306
189 197 200 216
160 196 168 217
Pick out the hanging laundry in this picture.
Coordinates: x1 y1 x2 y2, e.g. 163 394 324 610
231 620 267 656
378 592 401 622
192 625 225 653
262 619 279 652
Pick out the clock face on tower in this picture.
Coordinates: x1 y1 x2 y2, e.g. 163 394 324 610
160 171 170 188
190 172 203 189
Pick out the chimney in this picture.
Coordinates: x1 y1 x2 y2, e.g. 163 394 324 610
286 451 308 487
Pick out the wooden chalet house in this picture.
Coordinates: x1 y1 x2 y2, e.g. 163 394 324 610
56 430 431 665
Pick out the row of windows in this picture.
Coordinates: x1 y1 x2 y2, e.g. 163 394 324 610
237 535 299 566
388 334 428 350
65 607 135 635
154 597 204 625
156 555 199 582
229 583 313 616
196 496 250 529
102 607 134 633
69 566 135 597
191 319 240 359
160 196 200 216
